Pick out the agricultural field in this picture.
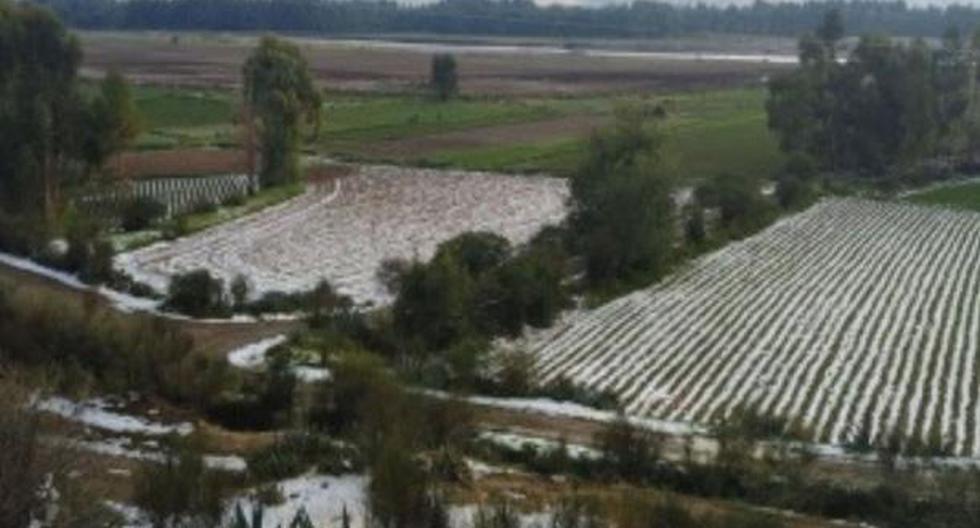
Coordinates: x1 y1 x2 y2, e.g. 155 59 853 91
531 198 980 456
123 85 782 182
116 165 568 305
80 31 790 95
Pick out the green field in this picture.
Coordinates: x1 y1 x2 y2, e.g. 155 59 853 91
129 85 783 183
904 179 980 212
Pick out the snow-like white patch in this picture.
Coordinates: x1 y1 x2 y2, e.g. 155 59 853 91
117 165 569 307
69 437 246 472
226 335 332 382
37 397 193 437
105 501 151 528
227 335 290 369
228 474 368 528
479 431 601 460
294 366 333 383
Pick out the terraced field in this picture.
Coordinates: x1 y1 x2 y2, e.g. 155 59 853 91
532 198 980 456
116 165 568 306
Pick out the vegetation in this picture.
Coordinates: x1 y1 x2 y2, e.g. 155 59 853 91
767 10 980 183
0 2 137 231
40 0 980 39
242 36 320 187
431 53 459 102
569 109 674 287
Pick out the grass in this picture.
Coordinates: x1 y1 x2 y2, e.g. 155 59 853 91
130 86 237 150
904 179 980 212
422 88 783 182
124 84 783 184
320 93 606 143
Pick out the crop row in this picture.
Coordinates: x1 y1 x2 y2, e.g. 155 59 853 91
532 198 980 456
115 165 569 306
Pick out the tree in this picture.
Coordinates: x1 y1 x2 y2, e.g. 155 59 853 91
430 53 458 101
569 109 675 286
243 36 321 187
164 269 229 318
0 4 83 226
86 69 141 176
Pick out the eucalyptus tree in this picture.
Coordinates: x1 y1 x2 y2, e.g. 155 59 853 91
242 36 321 187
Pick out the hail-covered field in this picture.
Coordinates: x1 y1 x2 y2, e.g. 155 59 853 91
533 198 980 456
116 165 568 305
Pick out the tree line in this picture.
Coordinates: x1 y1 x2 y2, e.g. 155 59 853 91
767 10 980 183
35 0 980 40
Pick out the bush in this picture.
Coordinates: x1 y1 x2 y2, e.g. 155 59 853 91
120 196 167 232
164 269 230 318
133 447 227 528
247 433 363 482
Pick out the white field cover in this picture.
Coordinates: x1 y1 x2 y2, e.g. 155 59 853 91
531 198 980 457
116 165 568 306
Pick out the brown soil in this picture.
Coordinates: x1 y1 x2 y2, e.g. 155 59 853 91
80 32 789 96
114 148 248 178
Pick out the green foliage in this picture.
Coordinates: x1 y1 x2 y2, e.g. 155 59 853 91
133 447 226 528
243 36 320 187
392 230 569 353
85 69 142 171
768 11 977 180
596 415 663 483
0 6 139 230
368 441 446 528
247 433 362 482
695 172 774 235
775 155 819 210
164 269 230 318
121 195 167 232
570 110 675 286
430 53 459 102
905 179 980 211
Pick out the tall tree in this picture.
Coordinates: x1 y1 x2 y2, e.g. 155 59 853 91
0 3 136 232
569 109 675 286
0 3 83 226
86 70 141 178
242 36 320 187
430 53 458 102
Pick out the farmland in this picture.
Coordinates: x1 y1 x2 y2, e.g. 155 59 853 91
116 165 568 305
531 198 980 456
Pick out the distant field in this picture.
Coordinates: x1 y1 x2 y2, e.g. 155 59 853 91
531 198 980 456
79 31 789 95
905 179 980 212
127 83 781 182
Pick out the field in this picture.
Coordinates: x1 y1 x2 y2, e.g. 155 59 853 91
531 198 980 456
905 179 980 213
123 85 781 182
116 165 568 305
80 31 790 95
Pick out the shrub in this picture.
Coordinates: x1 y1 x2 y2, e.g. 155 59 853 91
120 196 167 232
133 447 227 528
596 415 663 483
247 433 362 482
164 269 230 318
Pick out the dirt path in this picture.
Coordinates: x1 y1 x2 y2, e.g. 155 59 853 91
359 114 608 159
